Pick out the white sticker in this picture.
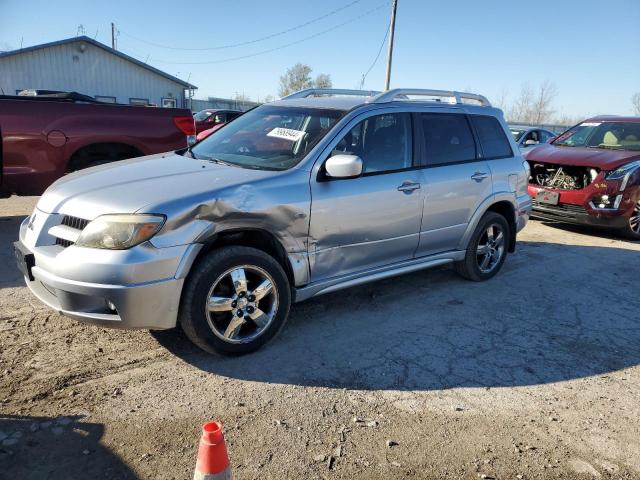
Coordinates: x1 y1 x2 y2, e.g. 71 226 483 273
581 122 601 127
267 127 306 142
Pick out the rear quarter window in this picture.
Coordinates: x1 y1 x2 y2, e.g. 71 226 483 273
471 115 513 159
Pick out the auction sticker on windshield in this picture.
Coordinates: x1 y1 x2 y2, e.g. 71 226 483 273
267 127 306 142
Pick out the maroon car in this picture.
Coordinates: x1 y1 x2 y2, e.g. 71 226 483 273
193 109 242 134
0 93 195 197
526 116 640 239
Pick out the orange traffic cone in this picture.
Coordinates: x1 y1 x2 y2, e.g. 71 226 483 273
193 421 232 480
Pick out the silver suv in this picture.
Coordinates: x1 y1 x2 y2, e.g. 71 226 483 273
15 88 531 355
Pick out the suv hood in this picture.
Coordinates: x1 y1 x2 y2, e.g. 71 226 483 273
37 152 279 217
525 144 640 170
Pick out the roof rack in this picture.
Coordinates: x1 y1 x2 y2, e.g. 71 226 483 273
283 88 381 99
372 89 491 106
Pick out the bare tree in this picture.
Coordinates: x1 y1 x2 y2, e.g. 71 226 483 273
314 73 333 89
632 92 640 115
507 81 558 124
278 63 332 97
494 87 509 112
232 92 251 110
278 63 313 97
531 80 558 124
262 94 275 103
508 84 534 123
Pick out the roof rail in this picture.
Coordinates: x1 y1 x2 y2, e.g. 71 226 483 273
282 88 381 99
372 89 491 107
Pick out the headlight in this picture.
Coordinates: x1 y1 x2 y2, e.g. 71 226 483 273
605 160 640 190
75 214 165 249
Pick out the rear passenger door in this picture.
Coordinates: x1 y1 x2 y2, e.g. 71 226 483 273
415 111 493 257
470 114 520 207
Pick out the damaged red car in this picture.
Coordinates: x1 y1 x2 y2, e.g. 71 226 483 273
526 116 640 239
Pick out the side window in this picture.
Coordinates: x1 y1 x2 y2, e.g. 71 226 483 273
539 131 553 142
523 130 538 143
420 113 476 166
331 113 412 174
471 115 513 159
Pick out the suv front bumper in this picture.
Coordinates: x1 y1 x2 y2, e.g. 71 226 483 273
17 212 200 330
528 185 635 230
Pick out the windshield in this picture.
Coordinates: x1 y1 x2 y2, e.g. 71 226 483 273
193 110 213 122
190 105 346 170
510 129 526 142
554 121 640 151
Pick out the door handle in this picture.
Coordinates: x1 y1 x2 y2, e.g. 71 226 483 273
397 182 421 193
471 171 489 182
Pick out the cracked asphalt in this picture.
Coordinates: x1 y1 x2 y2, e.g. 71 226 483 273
1 195 639 479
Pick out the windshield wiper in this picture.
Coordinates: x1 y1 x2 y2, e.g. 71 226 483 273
591 144 621 150
202 156 238 167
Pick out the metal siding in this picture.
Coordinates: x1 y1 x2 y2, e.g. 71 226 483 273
0 40 185 105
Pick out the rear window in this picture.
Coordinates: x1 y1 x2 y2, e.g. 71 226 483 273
420 113 476 166
472 116 513 158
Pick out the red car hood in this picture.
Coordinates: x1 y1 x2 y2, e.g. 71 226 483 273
525 144 640 171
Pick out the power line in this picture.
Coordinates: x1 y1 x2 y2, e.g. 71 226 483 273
119 2 388 66
120 0 364 51
359 22 390 88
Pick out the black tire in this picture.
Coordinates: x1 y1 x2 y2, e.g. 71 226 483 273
455 211 510 281
617 201 640 241
179 246 291 356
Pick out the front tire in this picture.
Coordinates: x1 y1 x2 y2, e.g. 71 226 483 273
179 246 291 356
618 200 640 240
455 211 510 281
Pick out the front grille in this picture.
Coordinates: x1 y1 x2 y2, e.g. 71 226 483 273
61 215 89 230
532 200 587 218
53 215 89 248
55 238 73 248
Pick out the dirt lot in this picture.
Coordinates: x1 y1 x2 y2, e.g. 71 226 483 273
1 195 639 480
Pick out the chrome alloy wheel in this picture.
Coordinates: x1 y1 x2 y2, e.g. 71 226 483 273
205 265 278 344
476 223 506 274
630 201 640 234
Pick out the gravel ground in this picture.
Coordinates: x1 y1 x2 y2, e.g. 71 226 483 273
1 195 639 480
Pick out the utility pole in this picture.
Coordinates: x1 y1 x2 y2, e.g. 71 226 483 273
111 22 116 50
384 0 398 91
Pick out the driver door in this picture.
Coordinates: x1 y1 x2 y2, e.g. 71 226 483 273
309 112 424 281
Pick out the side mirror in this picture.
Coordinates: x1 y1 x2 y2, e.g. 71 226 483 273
524 139 539 146
324 154 363 178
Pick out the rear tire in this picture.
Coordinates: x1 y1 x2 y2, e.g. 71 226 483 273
179 246 291 356
455 211 510 281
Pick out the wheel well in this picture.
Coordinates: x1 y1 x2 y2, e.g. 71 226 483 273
487 201 517 252
67 142 143 172
196 229 295 285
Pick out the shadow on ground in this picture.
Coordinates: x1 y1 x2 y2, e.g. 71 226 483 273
0 216 27 289
537 219 639 243
0 414 135 480
154 240 640 391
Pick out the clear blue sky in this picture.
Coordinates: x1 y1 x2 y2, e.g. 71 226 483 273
2 0 639 117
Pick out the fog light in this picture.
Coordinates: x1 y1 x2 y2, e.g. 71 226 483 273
106 300 116 312
594 194 612 209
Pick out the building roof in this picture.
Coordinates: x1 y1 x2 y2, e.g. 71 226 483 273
0 36 196 89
